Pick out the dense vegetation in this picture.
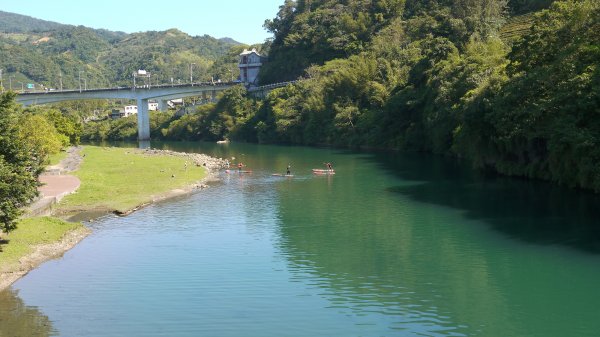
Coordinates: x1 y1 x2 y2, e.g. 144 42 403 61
114 0 599 193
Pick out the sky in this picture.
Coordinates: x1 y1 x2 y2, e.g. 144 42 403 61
0 0 283 44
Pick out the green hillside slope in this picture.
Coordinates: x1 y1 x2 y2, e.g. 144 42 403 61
0 11 243 90
0 11 67 33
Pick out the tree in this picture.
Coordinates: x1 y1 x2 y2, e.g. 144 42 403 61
17 113 65 159
0 93 43 232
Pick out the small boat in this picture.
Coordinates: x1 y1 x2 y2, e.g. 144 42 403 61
312 169 335 175
272 173 294 177
216 139 229 144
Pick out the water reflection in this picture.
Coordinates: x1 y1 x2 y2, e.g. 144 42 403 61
0 289 55 337
273 148 600 336
369 152 600 253
273 166 477 335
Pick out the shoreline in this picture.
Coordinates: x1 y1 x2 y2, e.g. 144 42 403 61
0 147 226 292
0 227 91 291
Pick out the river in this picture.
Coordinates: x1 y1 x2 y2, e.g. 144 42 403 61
1 142 600 336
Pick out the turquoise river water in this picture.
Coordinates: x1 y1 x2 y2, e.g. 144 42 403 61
1 142 600 336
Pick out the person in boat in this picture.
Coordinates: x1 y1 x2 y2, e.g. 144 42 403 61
325 162 333 171
286 164 291 175
238 162 244 172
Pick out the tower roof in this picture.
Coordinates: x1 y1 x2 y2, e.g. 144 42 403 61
240 48 260 56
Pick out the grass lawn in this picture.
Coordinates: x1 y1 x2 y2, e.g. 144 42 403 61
57 146 207 214
0 217 83 272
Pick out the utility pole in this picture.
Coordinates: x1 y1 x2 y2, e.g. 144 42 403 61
59 72 63 91
190 63 195 86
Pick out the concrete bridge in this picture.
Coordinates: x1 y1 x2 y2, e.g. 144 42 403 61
16 82 235 140
15 80 297 140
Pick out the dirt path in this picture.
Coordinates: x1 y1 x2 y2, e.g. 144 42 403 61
28 147 82 216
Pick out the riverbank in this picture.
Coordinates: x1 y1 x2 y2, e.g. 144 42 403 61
0 146 227 291
0 218 91 291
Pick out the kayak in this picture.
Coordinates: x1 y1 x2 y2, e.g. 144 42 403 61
312 169 335 175
272 174 294 177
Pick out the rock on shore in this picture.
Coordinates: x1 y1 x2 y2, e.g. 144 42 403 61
138 149 228 173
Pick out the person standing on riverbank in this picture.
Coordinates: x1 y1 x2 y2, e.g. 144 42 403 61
287 164 291 175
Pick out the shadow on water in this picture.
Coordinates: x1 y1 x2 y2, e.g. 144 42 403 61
0 289 55 337
368 151 600 254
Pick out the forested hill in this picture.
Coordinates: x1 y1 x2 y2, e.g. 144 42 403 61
0 11 70 33
247 0 599 192
0 11 243 90
260 0 555 83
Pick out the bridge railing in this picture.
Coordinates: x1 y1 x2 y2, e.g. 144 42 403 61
16 81 237 96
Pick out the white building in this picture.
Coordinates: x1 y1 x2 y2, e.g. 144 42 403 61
238 48 266 85
123 105 138 117
111 101 158 119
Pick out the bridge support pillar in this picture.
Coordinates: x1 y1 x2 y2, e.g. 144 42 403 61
137 98 150 141
158 100 169 112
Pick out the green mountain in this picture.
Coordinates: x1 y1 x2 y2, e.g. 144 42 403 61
0 11 69 33
0 11 243 90
260 0 555 84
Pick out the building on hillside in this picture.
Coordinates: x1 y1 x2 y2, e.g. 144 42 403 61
110 101 159 119
238 48 266 86
123 105 138 117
